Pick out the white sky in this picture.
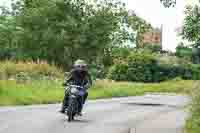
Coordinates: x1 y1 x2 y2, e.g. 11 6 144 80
0 0 197 51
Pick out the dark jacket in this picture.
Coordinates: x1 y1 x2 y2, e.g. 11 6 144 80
64 69 92 91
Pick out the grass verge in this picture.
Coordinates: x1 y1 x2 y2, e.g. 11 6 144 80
0 79 195 106
185 81 200 133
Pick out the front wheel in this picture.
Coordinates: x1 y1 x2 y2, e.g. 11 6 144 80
68 114 73 122
68 112 75 122
67 98 77 122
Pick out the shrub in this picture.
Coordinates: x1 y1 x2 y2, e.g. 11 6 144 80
127 52 157 82
88 63 109 80
143 44 161 53
107 51 200 82
183 64 200 80
111 47 132 59
107 63 128 81
156 64 185 81
156 54 191 65
107 52 159 82
176 45 192 58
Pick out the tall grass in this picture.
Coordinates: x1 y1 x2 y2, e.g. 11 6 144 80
0 60 63 80
0 79 194 106
186 81 200 133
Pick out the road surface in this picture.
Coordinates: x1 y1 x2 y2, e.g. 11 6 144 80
0 94 189 133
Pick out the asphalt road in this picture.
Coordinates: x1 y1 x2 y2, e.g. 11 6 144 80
0 94 189 133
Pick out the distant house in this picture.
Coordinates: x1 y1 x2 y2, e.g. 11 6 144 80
142 29 161 45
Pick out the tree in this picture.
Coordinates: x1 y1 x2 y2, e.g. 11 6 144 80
160 0 176 8
127 11 152 48
181 3 200 64
182 4 200 47
0 0 176 68
0 5 24 59
0 0 125 69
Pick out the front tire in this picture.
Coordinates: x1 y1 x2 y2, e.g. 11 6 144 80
67 98 77 122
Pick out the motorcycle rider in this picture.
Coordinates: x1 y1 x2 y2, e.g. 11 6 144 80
59 59 92 115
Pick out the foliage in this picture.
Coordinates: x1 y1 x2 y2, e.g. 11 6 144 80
111 47 132 61
160 0 176 8
186 82 200 133
127 11 152 48
0 0 173 70
127 52 158 82
156 53 191 65
182 4 200 47
0 0 127 69
0 7 23 60
107 63 128 81
108 51 159 82
176 43 192 58
143 44 162 53
107 51 200 82
184 64 200 80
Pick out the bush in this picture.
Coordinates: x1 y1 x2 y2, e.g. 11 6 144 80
143 44 161 53
176 45 192 58
107 51 200 82
156 64 185 81
0 60 63 80
107 63 128 81
111 47 132 59
183 64 200 80
156 53 191 65
107 52 160 82
127 52 157 82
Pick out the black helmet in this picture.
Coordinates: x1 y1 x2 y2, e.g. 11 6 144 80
73 59 87 72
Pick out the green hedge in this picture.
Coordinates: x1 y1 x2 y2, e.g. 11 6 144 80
185 64 200 80
127 52 157 82
107 52 200 82
107 63 128 81
107 52 158 82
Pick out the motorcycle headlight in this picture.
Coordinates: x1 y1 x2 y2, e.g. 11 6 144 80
71 87 78 94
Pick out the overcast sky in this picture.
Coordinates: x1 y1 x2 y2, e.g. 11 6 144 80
0 0 196 51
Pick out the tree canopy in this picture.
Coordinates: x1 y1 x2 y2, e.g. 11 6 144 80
160 0 176 8
182 3 200 47
0 0 176 69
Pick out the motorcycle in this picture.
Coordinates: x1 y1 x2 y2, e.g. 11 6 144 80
65 85 85 122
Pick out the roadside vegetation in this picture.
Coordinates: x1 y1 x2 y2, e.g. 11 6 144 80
0 0 200 131
0 0 199 107
186 81 200 133
0 78 195 106
0 60 63 80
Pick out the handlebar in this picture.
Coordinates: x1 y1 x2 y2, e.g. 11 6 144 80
69 85 84 89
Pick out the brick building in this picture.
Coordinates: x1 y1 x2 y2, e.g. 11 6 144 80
142 29 161 45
